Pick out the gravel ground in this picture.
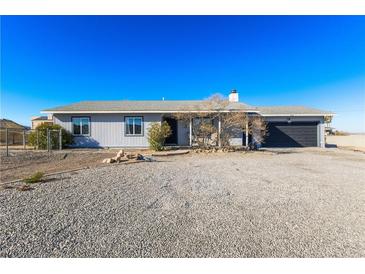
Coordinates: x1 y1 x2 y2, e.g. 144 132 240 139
0 148 364 257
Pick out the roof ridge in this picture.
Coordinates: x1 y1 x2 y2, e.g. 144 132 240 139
42 100 254 113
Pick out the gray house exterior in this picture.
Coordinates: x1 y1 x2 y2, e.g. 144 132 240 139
42 91 333 148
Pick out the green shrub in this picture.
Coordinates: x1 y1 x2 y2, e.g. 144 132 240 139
24 172 44 184
148 121 172 151
28 124 73 149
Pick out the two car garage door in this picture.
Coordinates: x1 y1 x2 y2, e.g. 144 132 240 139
263 122 318 147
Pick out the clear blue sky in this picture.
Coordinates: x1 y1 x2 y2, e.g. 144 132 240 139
1 16 364 132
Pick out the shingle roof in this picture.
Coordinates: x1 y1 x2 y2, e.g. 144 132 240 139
42 101 333 116
31 116 50 121
42 100 256 112
257 106 334 116
0 119 28 129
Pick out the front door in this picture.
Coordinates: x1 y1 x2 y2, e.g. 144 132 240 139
164 117 178 145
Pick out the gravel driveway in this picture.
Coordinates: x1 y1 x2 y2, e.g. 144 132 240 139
1 148 364 257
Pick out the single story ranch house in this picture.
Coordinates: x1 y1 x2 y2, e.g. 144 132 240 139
41 90 333 148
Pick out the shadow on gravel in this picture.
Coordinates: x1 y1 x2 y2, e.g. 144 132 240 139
145 159 173 163
0 185 15 190
16 185 34 191
260 149 300 155
41 177 71 184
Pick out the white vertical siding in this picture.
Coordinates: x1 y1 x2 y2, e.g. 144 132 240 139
54 113 162 147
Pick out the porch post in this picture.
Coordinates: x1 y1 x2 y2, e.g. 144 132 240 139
218 115 221 148
245 119 249 147
189 117 192 147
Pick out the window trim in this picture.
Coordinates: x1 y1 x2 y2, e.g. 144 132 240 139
71 116 91 136
124 116 144 137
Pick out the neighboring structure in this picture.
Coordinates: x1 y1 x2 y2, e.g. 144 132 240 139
31 115 53 129
41 90 334 148
0 118 29 145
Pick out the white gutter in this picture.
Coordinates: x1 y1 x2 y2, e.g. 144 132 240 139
260 114 335 117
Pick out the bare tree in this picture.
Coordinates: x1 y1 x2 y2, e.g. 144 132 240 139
194 117 216 148
324 115 333 130
248 115 268 148
202 94 251 148
173 94 250 148
324 115 332 124
220 111 248 147
173 111 217 148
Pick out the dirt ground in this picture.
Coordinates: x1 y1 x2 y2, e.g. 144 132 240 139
0 149 151 182
1 146 364 183
326 134 365 152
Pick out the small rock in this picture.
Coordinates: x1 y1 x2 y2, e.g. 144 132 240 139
102 158 115 164
102 158 109 164
184 201 190 208
126 153 137 159
143 156 154 162
117 149 125 157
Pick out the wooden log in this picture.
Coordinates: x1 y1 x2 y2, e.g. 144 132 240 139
151 150 190 156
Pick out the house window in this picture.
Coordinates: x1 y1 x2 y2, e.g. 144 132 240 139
193 117 213 127
125 116 143 136
72 117 90 136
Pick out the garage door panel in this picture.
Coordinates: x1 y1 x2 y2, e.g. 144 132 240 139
263 122 318 147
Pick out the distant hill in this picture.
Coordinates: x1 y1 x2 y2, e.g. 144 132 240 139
0 119 30 130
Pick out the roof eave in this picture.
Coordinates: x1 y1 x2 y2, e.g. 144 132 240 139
42 109 260 114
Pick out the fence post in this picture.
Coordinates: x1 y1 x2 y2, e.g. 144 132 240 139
59 129 62 150
36 130 39 150
23 130 26 150
189 118 192 147
218 115 221 148
47 129 50 153
245 119 249 147
5 128 9 157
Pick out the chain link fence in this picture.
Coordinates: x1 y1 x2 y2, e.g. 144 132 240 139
0 128 63 156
